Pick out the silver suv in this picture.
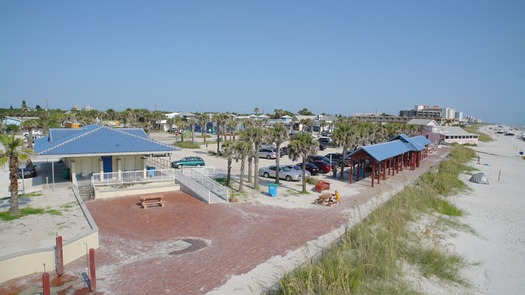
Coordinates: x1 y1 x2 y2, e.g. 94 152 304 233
258 148 277 159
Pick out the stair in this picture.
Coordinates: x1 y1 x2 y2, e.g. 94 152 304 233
78 184 94 201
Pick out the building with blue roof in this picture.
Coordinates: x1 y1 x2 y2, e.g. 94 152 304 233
34 124 179 183
346 140 412 187
390 134 427 170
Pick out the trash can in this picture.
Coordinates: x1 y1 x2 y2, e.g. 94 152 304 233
63 168 70 180
268 183 278 197
146 166 155 177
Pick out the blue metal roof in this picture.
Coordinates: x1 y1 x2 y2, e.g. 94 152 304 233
35 125 179 156
348 140 410 162
390 134 425 152
411 135 431 147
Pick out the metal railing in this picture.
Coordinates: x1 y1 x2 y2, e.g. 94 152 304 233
90 167 229 203
146 157 172 169
182 167 229 202
91 169 176 187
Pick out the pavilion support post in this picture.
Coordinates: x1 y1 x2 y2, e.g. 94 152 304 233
117 158 122 181
349 161 353 184
99 159 104 182
382 161 386 180
71 160 77 185
356 161 360 182
371 163 375 187
143 157 148 179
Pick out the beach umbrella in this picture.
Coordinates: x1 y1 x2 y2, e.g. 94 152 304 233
469 173 489 184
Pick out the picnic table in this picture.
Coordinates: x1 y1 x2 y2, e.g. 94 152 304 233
313 193 334 206
140 195 166 209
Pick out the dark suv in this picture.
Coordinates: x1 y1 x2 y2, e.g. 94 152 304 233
324 153 350 167
318 137 333 150
18 163 37 178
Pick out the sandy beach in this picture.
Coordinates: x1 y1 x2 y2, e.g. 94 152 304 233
1 125 524 294
444 126 525 294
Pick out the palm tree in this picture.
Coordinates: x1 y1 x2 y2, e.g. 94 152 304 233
172 116 185 142
226 116 239 141
244 125 268 190
20 119 41 148
187 117 197 146
287 132 318 193
332 118 353 179
268 123 288 184
150 111 166 131
0 134 32 216
197 113 210 146
300 118 314 133
105 108 117 120
213 113 229 155
221 140 234 186
233 140 252 192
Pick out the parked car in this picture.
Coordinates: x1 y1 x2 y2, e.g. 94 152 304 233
259 143 276 149
307 155 331 164
258 165 303 181
318 137 333 149
311 160 331 173
259 148 277 159
171 156 205 168
23 130 43 137
324 153 350 167
17 164 37 178
294 163 320 175
286 164 312 177
279 146 288 156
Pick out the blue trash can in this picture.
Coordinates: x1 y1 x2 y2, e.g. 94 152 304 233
268 183 278 197
146 166 155 177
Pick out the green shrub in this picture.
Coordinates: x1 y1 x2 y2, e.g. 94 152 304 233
305 176 317 185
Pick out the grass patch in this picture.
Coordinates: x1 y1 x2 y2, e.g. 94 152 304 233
19 191 43 198
275 145 475 294
406 247 466 283
174 141 202 149
0 207 63 221
60 202 76 209
214 177 227 186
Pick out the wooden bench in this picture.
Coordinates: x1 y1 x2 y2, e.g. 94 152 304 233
315 180 330 193
140 196 166 209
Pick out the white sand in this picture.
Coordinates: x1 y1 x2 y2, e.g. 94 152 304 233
444 126 525 294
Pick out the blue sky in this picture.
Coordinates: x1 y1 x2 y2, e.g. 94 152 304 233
1 1 524 124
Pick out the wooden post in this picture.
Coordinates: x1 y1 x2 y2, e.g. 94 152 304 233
56 236 64 276
89 248 96 291
371 163 375 187
349 161 353 184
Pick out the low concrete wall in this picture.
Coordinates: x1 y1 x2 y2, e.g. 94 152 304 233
95 182 180 199
0 186 99 284
0 231 99 283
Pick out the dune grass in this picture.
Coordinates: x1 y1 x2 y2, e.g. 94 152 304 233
463 124 492 142
274 145 475 294
0 207 62 221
